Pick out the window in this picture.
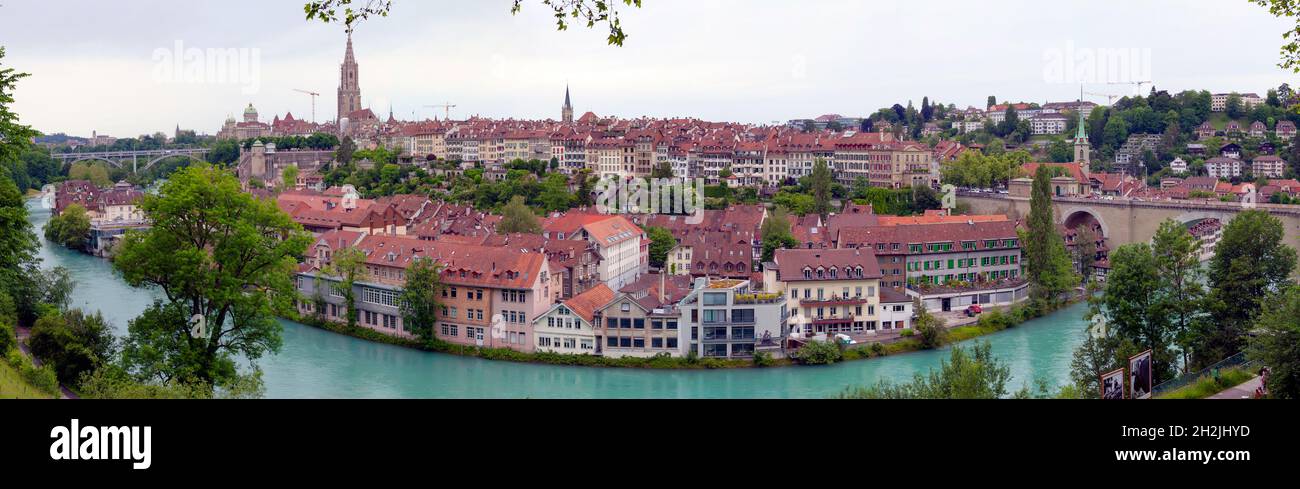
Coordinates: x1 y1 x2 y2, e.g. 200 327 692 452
703 293 728 306
362 288 401 307
633 318 645 329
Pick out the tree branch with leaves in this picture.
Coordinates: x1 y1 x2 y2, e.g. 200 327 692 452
304 0 642 45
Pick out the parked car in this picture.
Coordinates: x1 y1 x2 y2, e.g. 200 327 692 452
965 304 983 317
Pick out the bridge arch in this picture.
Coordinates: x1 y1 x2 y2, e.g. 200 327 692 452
1060 207 1110 239
141 152 208 171
66 157 123 168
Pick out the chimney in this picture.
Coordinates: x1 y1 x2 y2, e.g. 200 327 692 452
659 272 666 303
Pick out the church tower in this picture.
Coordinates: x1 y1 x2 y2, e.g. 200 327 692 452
562 85 574 124
337 33 362 124
1073 98 1091 176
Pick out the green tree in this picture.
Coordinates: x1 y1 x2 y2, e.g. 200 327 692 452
913 298 948 349
28 308 116 386
43 203 91 250
1102 243 1176 383
325 247 368 329
280 165 300 191
0 175 38 323
537 173 574 212
1249 285 1300 398
1072 224 1097 284
305 0 643 45
335 136 356 166
1198 210 1297 367
793 339 842 365
1022 167 1079 303
838 342 1011 399
498 195 542 234
1070 294 1122 399
650 159 674 179
810 158 833 218
112 164 312 389
0 47 40 167
400 257 443 344
208 139 241 166
772 191 815 216
646 226 676 269
1150 219 1206 371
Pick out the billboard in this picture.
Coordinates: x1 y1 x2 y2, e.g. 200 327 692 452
1101 368 1126 399
1129 350 1154 399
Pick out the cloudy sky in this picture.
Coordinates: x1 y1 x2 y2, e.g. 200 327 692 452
1 0 1296 137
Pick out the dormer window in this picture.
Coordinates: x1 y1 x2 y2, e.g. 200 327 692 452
803 268 812 280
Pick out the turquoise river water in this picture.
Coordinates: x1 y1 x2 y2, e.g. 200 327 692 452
27 198 1088 398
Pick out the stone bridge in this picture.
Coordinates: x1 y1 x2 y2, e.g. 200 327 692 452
959 193 1300 255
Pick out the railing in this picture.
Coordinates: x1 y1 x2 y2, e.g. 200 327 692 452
1151 352 1254 396
733 294 785 305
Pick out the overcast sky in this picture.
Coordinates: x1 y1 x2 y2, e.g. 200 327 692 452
2 0 1296 137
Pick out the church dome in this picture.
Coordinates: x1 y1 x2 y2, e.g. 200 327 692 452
244 104 258 116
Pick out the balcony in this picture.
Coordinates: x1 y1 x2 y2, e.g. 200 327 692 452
800 296 869 307
702 332 757 343
811 315 855 326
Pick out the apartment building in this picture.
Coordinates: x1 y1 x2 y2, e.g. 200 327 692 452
764 248 899 336
296 233 555 351
594 274 693 358
679 278 788 359
836 220 1023 290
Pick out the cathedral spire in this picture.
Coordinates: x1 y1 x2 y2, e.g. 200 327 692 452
562 84 574 124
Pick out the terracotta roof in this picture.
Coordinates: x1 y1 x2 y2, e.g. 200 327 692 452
837 221 1021 252
772 248 883 282
561 284 615 323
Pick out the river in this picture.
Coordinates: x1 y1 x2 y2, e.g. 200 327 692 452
27 198 1089 398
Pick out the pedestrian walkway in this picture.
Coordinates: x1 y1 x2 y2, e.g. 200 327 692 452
1208 377 1264 399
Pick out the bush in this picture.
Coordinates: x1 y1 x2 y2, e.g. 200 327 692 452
899 329 915 337
752 351 774 367
794 340 843 365
0 322 14 354
6 348 23 369
22 363 60 395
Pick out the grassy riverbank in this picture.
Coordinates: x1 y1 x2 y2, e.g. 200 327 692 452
1155 368 1257 399
1 353 57 399
291 297 1075 370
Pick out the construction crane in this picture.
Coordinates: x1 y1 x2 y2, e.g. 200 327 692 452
1084 91 1124 106
1107 80 1154 95
425 103 457 121
293 89 321 123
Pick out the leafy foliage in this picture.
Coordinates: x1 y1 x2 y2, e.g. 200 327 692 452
400 257 443 344
304 0 643 46
43 203 91 250
112 165 312 389
838 342 1012 399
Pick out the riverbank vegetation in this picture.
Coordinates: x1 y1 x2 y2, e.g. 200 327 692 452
42 202 90 250
837 341 1075 399
1069 210 1297 399
1154 368 1256 400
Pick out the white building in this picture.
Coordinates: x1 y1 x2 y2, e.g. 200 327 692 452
1205 157 1242 179
1169 157 1188 175
532 284 613 355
